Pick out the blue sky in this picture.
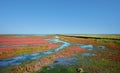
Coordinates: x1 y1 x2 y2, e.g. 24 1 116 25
0 0 120 34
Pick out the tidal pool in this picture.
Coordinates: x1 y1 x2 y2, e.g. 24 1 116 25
78 44 94 50
78 44 106 57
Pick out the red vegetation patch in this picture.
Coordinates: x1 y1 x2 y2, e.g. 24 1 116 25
0 37 47 45
112 54 120 61
70 46 87 53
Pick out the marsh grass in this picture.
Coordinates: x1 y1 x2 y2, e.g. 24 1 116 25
39 64 77 73
92 38 120 44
